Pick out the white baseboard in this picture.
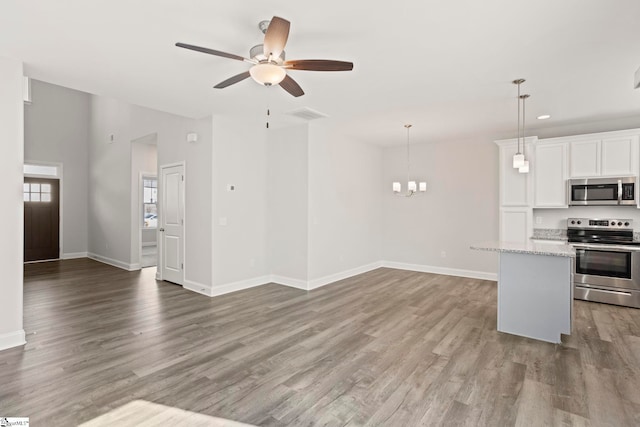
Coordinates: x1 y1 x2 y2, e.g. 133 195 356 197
271 275 308 290
88 253 140 272
183 274 308 297
381 261 497 281
207 275 272 297
183 279 213 296
180 261 496 299
0 329 26 351
307 261 383 290
62 252 88 260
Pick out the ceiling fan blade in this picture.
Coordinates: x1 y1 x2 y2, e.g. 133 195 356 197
279 74 304 97
263 16 290 59
283 59 354 72
214 71 251 89
176 42 254 63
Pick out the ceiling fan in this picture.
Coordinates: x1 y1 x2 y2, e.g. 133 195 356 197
176 16 353 97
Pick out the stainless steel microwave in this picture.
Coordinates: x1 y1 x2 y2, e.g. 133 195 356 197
568 177 636 206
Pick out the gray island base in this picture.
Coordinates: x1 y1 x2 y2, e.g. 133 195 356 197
471 241 575 344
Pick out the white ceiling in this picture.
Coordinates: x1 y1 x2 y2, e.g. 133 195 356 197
3 0 640 146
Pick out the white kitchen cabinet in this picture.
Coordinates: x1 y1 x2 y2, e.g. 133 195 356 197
601 136 638 176
569 139 600 177
500 208 532 244
496 138 533 207
568 134 639 178
496 138 534 245
534 142 568 208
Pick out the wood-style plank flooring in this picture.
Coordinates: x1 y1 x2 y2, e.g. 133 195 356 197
1 258 640 426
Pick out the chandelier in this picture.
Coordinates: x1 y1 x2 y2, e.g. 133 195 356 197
392 124 427 197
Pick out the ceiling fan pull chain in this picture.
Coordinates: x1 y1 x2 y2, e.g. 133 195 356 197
266 87 271 129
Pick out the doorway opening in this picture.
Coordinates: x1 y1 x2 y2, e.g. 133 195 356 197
141 175 158 268
131 133 158 271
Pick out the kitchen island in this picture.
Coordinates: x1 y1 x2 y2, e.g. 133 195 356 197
471 241 575 344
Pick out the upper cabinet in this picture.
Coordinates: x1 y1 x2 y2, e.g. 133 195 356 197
601 136 638 176
534 142 568 208
568 134 639 178
496 138 534 207
570 139 600 177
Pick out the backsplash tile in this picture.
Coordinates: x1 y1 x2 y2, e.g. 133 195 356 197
532 228 567 241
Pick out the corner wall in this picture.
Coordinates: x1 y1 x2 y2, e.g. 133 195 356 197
381 137 499 278
0 57 25 350
307 121 384 286
210 116 269 291
267 124 309 287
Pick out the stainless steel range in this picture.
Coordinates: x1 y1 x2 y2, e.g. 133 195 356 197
567 218 640 308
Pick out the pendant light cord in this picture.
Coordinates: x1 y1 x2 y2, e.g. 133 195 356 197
522 94 526 157
517 83 521 155
405 124 412 185
266 86 272 129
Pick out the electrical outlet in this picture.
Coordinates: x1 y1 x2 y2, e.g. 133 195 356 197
440 251 446 258
219 217 227 226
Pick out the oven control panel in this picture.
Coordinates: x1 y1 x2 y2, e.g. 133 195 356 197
567 218 633 230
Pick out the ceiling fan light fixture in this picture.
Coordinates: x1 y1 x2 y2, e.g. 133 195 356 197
176 15 352 97
250 62 286 86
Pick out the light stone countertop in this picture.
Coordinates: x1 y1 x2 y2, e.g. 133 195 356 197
470 241 575 258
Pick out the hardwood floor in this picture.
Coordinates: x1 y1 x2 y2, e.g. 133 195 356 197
1 258 640 426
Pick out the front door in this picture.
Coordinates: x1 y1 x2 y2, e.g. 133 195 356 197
160 164 184 285
24 177 60 262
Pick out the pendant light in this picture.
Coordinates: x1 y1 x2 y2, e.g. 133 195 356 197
392 124 427 197
512 79 525 168
519 93 530 174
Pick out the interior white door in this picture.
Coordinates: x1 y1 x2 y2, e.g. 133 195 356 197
160 164 184 285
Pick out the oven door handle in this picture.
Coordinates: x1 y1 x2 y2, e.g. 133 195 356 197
571 243 639 252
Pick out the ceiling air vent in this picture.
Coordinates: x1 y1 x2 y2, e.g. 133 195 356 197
286 107 329 121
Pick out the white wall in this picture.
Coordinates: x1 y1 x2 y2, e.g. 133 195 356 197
24 80 90 257
307 121 383 283
130 137 157 265
88 97 133 267
182 116 213 288
267 124 309 283
382 137 499 276
211 116 269 287
0 57 25 350
88 95 212 284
